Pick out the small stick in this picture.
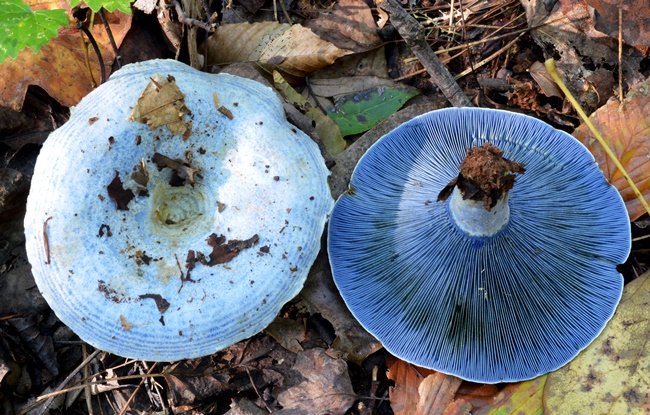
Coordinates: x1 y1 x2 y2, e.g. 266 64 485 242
99 8 122 69
117 363 159 415
378 0 471 107
77 22 107 84
244 366 272 413
43 217 53 264
172 0 216 32
618 5 623 100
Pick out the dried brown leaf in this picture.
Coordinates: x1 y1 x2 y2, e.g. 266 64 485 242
586 0 650 46
128 74 192 137
386 355 436 415
0 2 131 111
305 0 382 53
299 252 382 364
275 348 356 414
204 22 352 78
574 77 650 220
415 372 464 415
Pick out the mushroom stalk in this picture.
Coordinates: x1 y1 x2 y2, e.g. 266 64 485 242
438 143 525 237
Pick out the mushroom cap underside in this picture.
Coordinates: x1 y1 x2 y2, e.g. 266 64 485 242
24 59 334 361
328 107 631 383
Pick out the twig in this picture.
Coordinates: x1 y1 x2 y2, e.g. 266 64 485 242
77 22 106 84
305 77 327 115
454 33 523 80
618 4 623 100
99 8 121 69
32 349 101 415
117 363 159 415
377 0 471 107
172 0 216 32
82 345 95 415
244 366 272 413
545 58 650 217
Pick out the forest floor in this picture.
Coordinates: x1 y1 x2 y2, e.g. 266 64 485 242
1 0 650 413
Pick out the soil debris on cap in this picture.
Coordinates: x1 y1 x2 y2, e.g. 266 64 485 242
151 152 202 186
107 170 135 210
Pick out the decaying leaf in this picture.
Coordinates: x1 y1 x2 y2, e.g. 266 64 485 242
329 86 420 136
128 74 192 137
273 70 347 157
265 317 306 353
275 348 356 414
544 270 650 413
574 77 650 221
203 22 353 78
522 0 644 108
305 0 382 53
0 1 131 111
415 372 466 415
579 0 649 47
386 356 436 415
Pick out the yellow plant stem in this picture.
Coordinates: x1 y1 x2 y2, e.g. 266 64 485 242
544 58 650 217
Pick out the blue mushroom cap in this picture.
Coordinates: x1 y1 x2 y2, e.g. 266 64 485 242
328 108 631 383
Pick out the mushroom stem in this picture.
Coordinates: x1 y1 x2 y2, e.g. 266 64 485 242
438 143 525 236
449 187 510 236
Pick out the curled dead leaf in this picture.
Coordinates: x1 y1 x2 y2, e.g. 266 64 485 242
203 22 353 78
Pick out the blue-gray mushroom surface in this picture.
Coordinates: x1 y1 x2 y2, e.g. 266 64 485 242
24 59 333 361
328 108 631 383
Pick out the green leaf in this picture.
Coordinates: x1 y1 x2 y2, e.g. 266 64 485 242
273 70 347 157
328 87 420 136
0 0 68 64
68 0 132 13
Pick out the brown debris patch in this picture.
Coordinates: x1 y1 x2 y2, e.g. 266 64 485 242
203 233 260 266
135 250 152 265
437 143 525 211
139 293 171 314
218 106 234 120
152 153 202 186
120 315 134 331
97 224 113 237
107 170 135 210
98 280 126 303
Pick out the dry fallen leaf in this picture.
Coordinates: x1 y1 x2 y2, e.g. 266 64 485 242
386 355 436 415
0 0 131 111
543 270 650 413
415 372 466 415
298 252 382 365
574 77 650 221
275 348 356 414
203 22 353 78
128 74 192 137
304 0 382 53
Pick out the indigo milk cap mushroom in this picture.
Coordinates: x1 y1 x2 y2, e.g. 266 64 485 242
24 59 333 361
328 107 631 383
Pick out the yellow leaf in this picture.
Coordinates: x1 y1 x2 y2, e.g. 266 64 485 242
544 271 650 414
